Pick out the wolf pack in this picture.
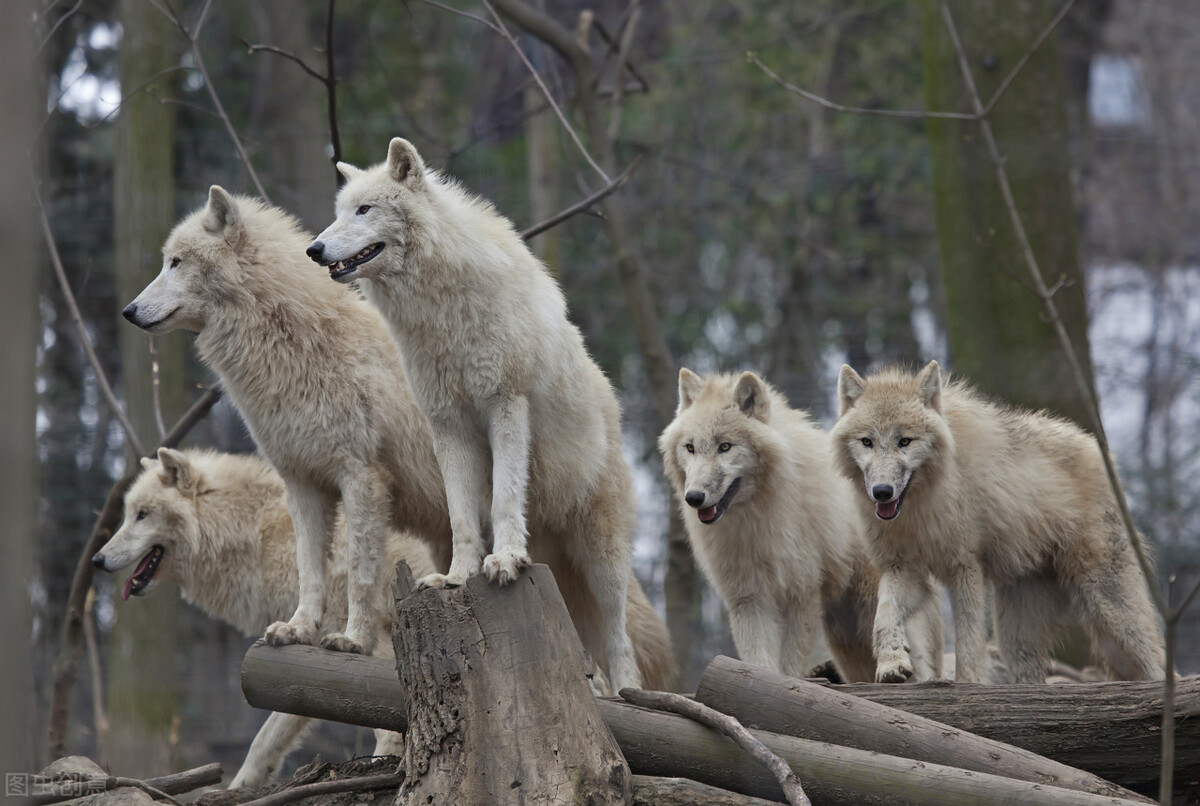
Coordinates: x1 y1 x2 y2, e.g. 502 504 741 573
90 138 1167 786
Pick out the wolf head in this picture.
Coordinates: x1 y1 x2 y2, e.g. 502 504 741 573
659 369 784 526
830 360 953 522
93 448 205 600
306 138 431 284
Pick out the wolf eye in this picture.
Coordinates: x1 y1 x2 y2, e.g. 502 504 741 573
898 437 912 448
136 509 147 521
356 205 371 215
718 442 732 453
685 444 695 454
169 257 180 268
860 438 873 448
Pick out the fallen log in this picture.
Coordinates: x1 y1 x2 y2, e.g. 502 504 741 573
241 644 1150 806
694 655 1150 802
629 776 783 806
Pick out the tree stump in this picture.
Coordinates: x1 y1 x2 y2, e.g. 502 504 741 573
391 563 630 805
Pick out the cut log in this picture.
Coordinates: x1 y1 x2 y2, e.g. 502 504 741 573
827 673 1200 800
241 645 1151 806
694 655 1150 802
389 563 629 805
629 776 783 805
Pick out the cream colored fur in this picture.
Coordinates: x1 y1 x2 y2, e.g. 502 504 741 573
123 188 673 691
309 139 645 690
659 369 942 682
95 448 436 788
831 361 1166 683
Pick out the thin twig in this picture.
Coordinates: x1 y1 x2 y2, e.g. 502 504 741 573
36 0 85 55
34 180 145 458
31 774 184 806
409 0 501 33
521 156 641 240
480 0 611 184
242 42 326 81
324 0 343 179
619 689 811 806
606 0 640 141
82 587 108 765
236 773 403 806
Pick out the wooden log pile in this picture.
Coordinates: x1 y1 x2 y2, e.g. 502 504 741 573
240 564 1199 805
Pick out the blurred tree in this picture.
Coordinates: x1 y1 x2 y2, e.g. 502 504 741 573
107 0 189 775
921 0 1097 424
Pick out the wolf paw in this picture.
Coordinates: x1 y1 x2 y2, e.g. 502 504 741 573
320 632 365 654
264 619 317 647
876 656 914 683
414 572 467 591
482 550 531 585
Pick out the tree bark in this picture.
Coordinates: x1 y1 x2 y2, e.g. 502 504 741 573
629 776 783 806
390 563 630 805
694 655 1149 802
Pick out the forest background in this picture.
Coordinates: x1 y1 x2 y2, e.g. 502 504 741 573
11 0 1200 780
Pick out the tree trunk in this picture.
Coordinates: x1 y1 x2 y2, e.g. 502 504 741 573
921 0 1097 425
694 656 1150 802
390 563 630 805
525 79 562 267
108 0 188 776
1 0 36 772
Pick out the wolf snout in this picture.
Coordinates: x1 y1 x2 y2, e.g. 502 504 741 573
872 484 895 502
684 490 706 508
306 241 326 263
91 552 108 571
122 302 138 323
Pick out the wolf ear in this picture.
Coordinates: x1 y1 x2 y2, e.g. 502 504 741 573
203 185 242 239
139 456 158 471
678 368 703 411
387 138 425 188
837 365 866 417
335 161 362 183
156 447 199 495
734 372 770 423
917 360 942 412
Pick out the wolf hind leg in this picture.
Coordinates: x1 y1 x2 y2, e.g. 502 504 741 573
322 465 389 655
230 711 313 789
779 588 820 679
1070 547 1165 680
993 577 1060 683
946 560 988 682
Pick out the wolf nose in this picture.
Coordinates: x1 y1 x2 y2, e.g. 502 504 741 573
91 553 107 570
872 484 895 502
306 241 325 262
122 302 138 323
684 491 706 508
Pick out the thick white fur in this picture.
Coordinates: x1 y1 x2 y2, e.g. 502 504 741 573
125 188 673 691
311 139 643 690
831 361 1166 683
659 369 942 682
95 448 435 788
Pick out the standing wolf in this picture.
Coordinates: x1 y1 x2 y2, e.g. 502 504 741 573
831 361 1165 683
122 188 672 690
659 369 942 682
93 448 435 788
307 139 642 689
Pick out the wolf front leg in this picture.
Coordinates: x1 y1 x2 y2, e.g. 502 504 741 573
264 480 332 646
417 427 489 589
946 560 988 683
321 465 389 654
727 596 783 672
873 567 934 683
482 395 532 584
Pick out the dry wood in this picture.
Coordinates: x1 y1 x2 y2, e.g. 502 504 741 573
391 563 629 805
620 688 810 806
241 645 1154 805
694 655 1149 802
630 776 783 806
233 773 402 806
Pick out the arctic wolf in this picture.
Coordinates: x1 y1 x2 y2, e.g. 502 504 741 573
831 361 1165 683
92 448 436 788
122 188 673 690
307 139 643 690
659 369 942 682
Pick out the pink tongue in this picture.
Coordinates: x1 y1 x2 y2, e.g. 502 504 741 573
122 550 158 600
121 577 135 601
698 505 717 522
876 499 900 520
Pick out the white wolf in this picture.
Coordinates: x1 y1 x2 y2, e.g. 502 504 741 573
306 139 643 690
122 188 673 691
92 447 436 788
659 369 942 682
831 361 1166 683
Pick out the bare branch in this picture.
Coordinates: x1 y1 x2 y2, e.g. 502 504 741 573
619 688 812 806
521 156 641 240
235 773 404 806
480 0 611 183
606 0 641 141
410 0 501 33
242 41 327 82
34 181 145 458
36 0 85 55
